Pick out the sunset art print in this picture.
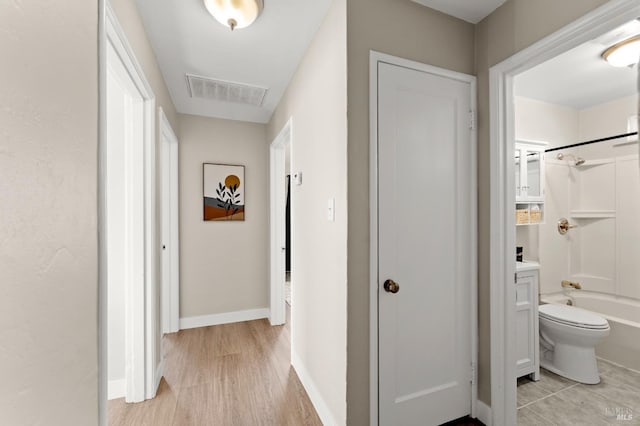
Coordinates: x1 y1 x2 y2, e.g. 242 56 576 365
203 163 245 221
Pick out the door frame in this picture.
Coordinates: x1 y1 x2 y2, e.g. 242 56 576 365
369 51 478 425
159 107 180 334
488 1 640 424
269 118 292 326
100 1 158 420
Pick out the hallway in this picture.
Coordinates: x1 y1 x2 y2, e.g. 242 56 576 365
108 313 321 425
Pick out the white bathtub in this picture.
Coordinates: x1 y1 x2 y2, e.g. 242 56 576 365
540 291 640 371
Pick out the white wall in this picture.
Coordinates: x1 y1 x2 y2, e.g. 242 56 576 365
0 1 99 424
514 96 579 263
535 94 640 297
267 0 347 423
516 94 640 296
514 95 638 265
179 114 269 319
579 95 637 142
515 96 579 150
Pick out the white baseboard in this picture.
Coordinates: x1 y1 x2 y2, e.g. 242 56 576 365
108 378 125 400
291 350 338 426
153 358 165 395
179 308 269 330
476 400 492 426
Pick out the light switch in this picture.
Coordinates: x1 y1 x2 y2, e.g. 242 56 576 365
327 197 335 222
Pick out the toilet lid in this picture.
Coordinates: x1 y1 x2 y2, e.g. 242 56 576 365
539 304 609 329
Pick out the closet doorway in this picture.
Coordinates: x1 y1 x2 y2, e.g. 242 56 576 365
270 119 293 325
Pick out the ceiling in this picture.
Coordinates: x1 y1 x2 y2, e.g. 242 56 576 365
411 0 507 24
515 20 640 109
135 0 332 123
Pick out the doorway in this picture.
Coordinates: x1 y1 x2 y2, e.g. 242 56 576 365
160 108 180 335
489 1 640 424
270 119 292 326
370 52 478 425
101 2 158 411
106 36 145 403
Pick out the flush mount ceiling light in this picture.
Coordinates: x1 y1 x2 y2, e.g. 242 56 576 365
204 0 263 31
602 34 640 67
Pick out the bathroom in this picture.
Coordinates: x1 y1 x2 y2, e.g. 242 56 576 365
513 18 640 425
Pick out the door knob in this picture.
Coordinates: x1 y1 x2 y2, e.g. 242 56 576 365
557 218 577 235
383 279 400 294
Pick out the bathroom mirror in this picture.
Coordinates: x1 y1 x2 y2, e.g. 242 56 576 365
526 150 541 198
515 149 521 197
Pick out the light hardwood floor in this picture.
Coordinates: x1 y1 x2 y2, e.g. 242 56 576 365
108 311 322 425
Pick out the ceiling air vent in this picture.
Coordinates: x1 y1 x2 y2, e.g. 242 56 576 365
185 74 267 107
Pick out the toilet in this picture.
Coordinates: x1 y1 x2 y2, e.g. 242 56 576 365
538 303 610 384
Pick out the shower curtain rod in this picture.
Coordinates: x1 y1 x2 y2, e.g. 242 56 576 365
545 131 638 153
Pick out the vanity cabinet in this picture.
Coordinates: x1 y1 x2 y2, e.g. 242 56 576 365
516 265 540 380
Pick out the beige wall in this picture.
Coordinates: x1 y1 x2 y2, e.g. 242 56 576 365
110 0 180 374
0 1 99 425
268 0 348 423
179 115 269 318
475 0 610 405
345 1 475 423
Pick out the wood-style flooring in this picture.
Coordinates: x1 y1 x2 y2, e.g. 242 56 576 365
108 310 321 426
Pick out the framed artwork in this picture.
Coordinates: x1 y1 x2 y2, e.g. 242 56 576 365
203 163 245 221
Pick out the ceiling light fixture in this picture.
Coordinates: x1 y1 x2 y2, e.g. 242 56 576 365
203 0 263 31
602 34 640 67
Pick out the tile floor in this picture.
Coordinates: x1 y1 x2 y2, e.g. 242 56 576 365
517 359 640 425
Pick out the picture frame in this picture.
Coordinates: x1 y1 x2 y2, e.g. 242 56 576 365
203 163 245 221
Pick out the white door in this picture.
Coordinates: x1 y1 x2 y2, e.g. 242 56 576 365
106 40 146 403
378 62 474 425
160 109 180 334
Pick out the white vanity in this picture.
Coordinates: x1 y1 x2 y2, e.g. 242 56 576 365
516 261 540 380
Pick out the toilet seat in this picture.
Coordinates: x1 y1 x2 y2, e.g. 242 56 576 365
539 304 609 330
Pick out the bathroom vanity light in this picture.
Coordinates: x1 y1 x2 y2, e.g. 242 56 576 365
204 0 263 31
602 34 640 67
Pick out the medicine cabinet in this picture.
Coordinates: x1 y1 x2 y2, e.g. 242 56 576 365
515 140 546 225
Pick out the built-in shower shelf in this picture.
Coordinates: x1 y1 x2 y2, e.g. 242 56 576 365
570 210 616 219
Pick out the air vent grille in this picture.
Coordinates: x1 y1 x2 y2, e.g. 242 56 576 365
595 19 640 46
186 74 267 107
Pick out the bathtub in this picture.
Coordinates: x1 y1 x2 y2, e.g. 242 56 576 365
540 291 640 372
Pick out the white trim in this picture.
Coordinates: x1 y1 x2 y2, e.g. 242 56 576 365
159 107 180 334
369 50 478 425
108 379 126 401
476 400 492 426
369 51 378 426
104 0 157 406
269 119 292 326
154 358 165 395
488 1 640 425
179 308 270 330
291 350 338 426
